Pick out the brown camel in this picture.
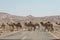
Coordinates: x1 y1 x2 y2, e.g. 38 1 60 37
13 22 22 31
1 23 5 29
46 21 54 32
25 21 35 31
7 23 14 32
25 21 40 31
34 23 40 30
25 22 34 31
56 22 60 25
40 21 54 32
0 23 5 33
40 22 47 31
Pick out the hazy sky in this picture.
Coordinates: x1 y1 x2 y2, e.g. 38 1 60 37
0 0 60 17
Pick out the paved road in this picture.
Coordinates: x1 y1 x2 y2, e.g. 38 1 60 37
0 29 58 40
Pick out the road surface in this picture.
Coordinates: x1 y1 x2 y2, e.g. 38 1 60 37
0 29 58 40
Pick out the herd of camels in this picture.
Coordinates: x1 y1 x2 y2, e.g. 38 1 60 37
0 21 60 33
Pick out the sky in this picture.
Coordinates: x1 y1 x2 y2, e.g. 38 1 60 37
0 0 60 17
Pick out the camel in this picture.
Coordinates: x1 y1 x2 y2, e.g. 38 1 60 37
40 22 47 31
24 22 35 31
34 23 40 30
25 21 40 31
56 22 60 25
1 23 5 29
40 21 54 32
46 21 54 32
13 22 22 31
7 23 14 32
0 23 6 33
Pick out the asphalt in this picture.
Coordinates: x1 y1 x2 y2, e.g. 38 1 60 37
0 29 58 40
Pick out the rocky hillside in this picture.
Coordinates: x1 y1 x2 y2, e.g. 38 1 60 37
0 12 60 23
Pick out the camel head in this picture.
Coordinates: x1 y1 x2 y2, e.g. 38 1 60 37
24 22 27 26
40 22 43 25
47 21 50 23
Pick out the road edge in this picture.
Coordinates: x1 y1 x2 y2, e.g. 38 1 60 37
48 32 59 39
0 31 20 38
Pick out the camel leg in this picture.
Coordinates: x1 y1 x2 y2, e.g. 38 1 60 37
28 27 32 31
34 27 36 31
50 27 54 32
44 27 47 32
16 27 18 31
10 27 14 32
37 26 40 30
